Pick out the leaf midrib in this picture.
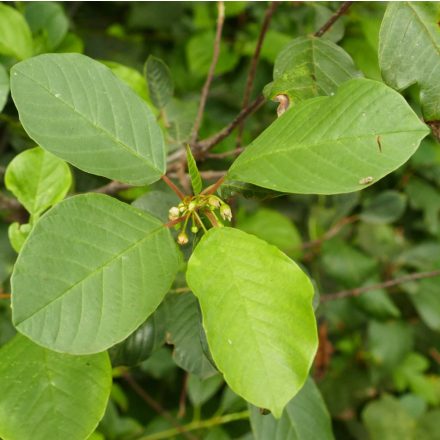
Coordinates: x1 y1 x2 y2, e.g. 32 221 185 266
15 223 166 325
13 67 163 175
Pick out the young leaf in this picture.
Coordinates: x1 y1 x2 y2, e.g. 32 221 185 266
186 228 317 418
0 334 111 440
10 53 165 185
145 55 174 109
12 194 180 354
186 145 203 195
5 147 72 216
0 63 8 113
379 2 440 121
264 36 360 102
0 4 33 60
24 2 69 51
229 79 429 195
250 378 334 440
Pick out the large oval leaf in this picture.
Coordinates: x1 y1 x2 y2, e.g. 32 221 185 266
0 334 111 440
12 194 180 354
229 79 429 195
250 378 334 440
186 227 317 418
10 53 165 185
379 2 440 121
264 36 360 102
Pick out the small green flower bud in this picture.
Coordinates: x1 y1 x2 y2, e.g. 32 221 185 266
177 231 189 245
208 196 221 208
187 201 196 211
191 226 199 234
220 203 232 222
168 206 180 220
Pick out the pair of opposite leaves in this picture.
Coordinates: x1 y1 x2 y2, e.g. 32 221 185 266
9 53 428 417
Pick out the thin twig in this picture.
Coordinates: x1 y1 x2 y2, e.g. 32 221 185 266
314 1 353 38
166 96 264 166
321 269 440 302
236 2 277 146
178 373 189 418
190 1 225 145
167 170 227 184
201 175 226 195
122 374 198 440
302 215 359 249
197 95 265 154
92 181 133 195
137 410 250 440
0 193 21 211
0 293 11 299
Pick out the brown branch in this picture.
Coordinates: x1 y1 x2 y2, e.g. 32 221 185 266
0 293 11 299
178 373 189 418
321 269 440 302
197 95 265 154
92 181 133 196
302 215 359 249
122 374 198 440
190 1 225 145
236 2 277 146
314 1 353 38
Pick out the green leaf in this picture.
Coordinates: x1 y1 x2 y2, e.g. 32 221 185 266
109 309 166 367
186 228 317 417
165 293 218 378
186 145 203 195
188 374 224 407
250 378 334 440
368 320 413 371
360 190 407 224
186 31 239 78
379 2 440 120
407 277 440 332
8 222 31 253
0 63 9 112
264 36 360 102
10 53 165 185
0 4 33 60
5 147 72 216
11 194 180 354
0 334 111 440
24 2 69 51
362 394 416 440
236 208 302 258
103 61 150 102
229 79 429 195
145 55 174 109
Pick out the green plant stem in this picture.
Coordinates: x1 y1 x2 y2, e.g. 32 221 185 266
137 410 250 440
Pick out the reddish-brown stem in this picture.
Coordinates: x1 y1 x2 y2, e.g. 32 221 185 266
201 175 226 196
321 269 440 302
0 293 11 299
164 215 189 229
161 174 186 200
314 1 353 37
204 210 220 227
236 2 277 146
190 1 225 145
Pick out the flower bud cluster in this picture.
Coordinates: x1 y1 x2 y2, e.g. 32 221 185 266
167 194 233 245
